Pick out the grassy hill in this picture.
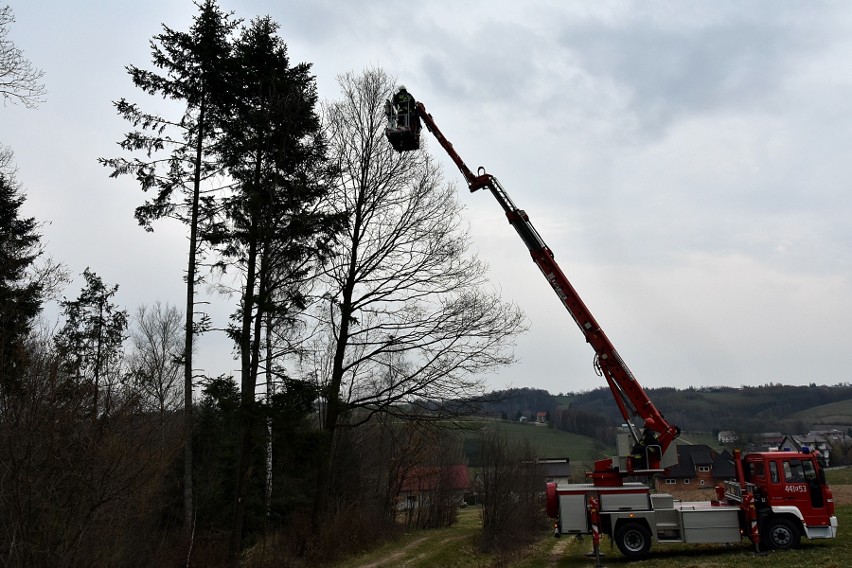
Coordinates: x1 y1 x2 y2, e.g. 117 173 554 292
452 418 611 474
462 384 852 473
547 384 852 434
675 431 722 450
485 420 609 460
793 398 852 425
455 418 723 460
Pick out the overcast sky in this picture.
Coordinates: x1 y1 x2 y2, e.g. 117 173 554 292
4 1 852 394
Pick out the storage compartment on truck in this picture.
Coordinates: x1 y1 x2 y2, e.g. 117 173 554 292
678 505 741 543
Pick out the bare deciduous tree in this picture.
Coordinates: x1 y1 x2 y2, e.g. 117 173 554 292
0 6 45 108
128 302 184 420
310 68 527 523
0 335 175 567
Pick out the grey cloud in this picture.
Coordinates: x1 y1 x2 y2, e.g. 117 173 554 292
554 14 820 134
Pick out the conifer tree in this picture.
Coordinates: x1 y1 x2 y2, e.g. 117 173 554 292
54 268 128 420
214 18 343 564
99 0 237 535
0 170 42 392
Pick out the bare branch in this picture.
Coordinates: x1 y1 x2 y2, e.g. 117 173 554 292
0 6 46 108
311 68 528 428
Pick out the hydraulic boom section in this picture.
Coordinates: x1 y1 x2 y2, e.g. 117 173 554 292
385 91 680 482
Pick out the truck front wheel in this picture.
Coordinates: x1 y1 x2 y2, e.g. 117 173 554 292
615 522 652 560
763 518 801 550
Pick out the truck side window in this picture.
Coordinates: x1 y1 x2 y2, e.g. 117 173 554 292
784 461 805 482
749 462 764 478
769 461 779 483
802 460 817 481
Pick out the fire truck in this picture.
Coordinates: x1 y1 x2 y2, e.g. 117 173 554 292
385 90 838 559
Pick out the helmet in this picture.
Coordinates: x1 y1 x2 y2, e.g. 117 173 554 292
398 85 407 92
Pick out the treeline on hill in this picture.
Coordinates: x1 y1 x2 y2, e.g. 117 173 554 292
474 388 615 446
567 383 852 434
477 384 852 451
0 2 534 567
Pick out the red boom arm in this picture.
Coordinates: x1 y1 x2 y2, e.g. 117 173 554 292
410 101 680 477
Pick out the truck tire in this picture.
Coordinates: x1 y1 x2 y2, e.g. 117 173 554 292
615 522 652 560
763 518 801 551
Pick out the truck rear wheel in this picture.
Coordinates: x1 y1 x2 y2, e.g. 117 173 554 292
615 522 652 560
763 518 801 550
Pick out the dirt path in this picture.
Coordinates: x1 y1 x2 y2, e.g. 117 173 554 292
546 536 570 567
356 536 429 568
349 533 471 568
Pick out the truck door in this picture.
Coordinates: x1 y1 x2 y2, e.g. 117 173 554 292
778 458 826 525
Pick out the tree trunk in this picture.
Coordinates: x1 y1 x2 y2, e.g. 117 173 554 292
227 225 258 567
311 197 363 530
183 97 206 543
228 150 266 565
311 281 355 529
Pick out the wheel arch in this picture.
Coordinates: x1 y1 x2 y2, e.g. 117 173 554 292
611 515 653 538
764 508 806 537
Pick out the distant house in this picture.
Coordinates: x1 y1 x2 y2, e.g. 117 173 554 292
809 428 851 446
778 434 831 466
535 411 548 424
717 430 738 444
398 465 470 510
751 432 785 452
655 445 736 492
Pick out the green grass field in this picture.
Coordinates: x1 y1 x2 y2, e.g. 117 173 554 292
827 467 852 485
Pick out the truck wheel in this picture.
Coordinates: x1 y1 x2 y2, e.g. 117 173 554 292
764 518 801 550
615 522 652 560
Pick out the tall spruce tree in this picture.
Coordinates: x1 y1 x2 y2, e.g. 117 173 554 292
215 17 343 565
99 0 237 536
0 170 42 392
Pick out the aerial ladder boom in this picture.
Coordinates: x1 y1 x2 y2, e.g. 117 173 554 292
387 97 680 481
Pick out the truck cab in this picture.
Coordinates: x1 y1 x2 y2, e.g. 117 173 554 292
740 450 837 544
